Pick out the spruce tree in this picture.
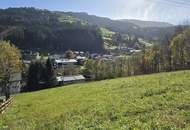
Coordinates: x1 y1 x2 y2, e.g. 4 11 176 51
26 61 45 91
45 58 57 87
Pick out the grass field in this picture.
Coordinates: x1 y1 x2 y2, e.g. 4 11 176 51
1 71 190 130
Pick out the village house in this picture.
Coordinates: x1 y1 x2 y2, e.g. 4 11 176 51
22 51 41 61
0 73 22 96
49 54 65 59
76 56 86 65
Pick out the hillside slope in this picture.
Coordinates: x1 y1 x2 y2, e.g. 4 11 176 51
0 8 175 52
66 12 175 41
1 71 190 129
0 8 104 53
122 19 173 28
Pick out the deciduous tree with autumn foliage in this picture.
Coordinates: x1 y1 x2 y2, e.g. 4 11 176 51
0 41 22 100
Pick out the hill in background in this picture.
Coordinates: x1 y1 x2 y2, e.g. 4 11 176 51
66 12 175 42
0 8 104 53
0 8 175 53
122 19 173 28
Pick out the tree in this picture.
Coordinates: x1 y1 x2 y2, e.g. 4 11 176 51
0 41 22 100
26 61 45 91
65 50 75 59
170 28 190 70
44 58 57 87
159 35 172 71
26 59 57 91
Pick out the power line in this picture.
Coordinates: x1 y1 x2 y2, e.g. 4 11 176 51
150 0 190 9
166 0 190 6
160 0 190 7
148 0 190 7
168 0 190 4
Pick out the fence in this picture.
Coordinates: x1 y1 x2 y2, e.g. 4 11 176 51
0 97 13 114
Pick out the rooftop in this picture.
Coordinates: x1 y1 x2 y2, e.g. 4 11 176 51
55 59 77 64
57 75 85 82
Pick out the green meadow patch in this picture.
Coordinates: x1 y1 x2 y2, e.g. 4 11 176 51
1 71 190 130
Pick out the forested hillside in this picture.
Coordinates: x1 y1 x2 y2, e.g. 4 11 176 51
65 12 175 42
0 7 176 53
0 8 104 53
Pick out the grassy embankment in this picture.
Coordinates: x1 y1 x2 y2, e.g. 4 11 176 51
1 71 190 130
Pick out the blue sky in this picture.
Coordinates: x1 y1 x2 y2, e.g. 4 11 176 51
0 0 190 24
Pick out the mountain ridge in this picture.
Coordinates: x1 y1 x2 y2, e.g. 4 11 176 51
120 19 173 28
64 12 173 28
64 11 175 41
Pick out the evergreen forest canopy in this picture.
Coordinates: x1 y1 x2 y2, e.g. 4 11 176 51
0 7 104 53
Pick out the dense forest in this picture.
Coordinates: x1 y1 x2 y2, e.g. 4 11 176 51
0 8 104 53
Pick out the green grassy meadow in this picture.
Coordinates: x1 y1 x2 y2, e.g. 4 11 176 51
1 71 190 130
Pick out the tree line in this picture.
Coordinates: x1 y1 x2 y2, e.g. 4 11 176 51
24 58 57 91
84 27 190 80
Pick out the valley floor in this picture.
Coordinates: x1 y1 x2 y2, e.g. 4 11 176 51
1 71 190 130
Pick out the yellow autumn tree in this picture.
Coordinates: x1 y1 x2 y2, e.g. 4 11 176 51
0 41 22 100
170 28 190 70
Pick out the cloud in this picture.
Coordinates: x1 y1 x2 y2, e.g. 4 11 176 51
142 2 156 20
109 0 189 24
111 0 157 20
